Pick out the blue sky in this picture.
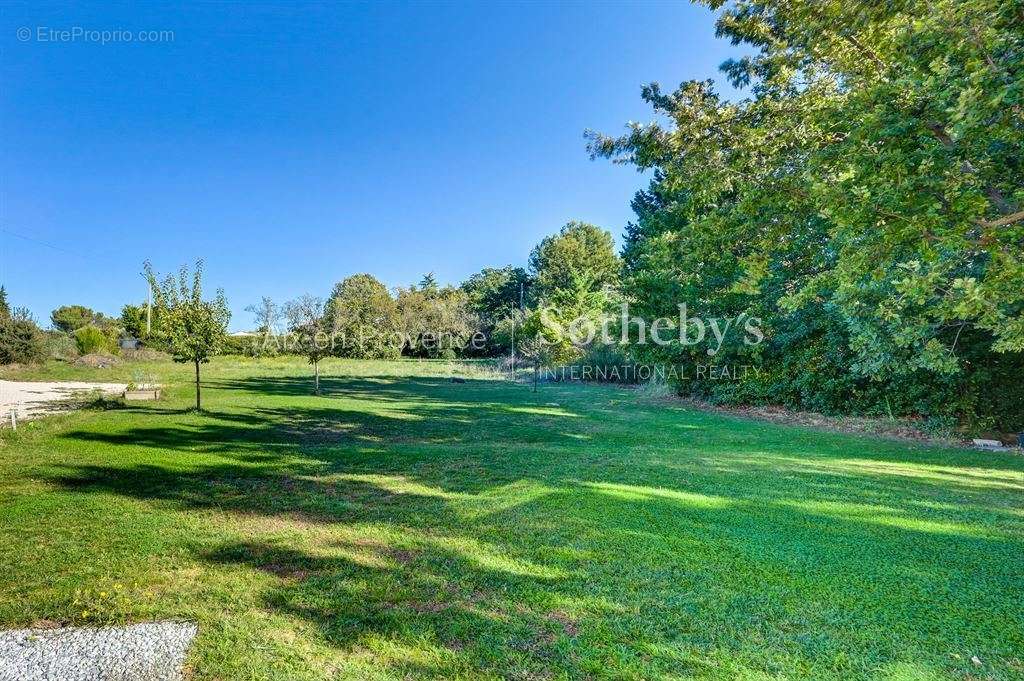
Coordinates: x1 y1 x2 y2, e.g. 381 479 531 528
2 1 739 331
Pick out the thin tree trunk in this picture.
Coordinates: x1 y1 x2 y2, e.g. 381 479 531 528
533 359 538 392
194 359 201 411
314 360 320 394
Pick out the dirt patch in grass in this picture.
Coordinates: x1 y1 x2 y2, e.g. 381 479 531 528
75 353 122 368
670 397 964 444
259 563 310 580
389 549 417 565
545 611 578 638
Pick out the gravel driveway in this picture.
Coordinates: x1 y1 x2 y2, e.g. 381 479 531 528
0 622 197 681
0 381 127 424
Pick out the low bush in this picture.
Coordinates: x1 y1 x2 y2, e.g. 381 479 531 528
44 331 79 361
74 325 115 355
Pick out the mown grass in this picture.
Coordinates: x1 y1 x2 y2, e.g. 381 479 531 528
1 356 1022 680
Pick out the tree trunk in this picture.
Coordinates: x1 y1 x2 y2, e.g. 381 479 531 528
533 359 539 392
314 360 320 395
194 359 201 411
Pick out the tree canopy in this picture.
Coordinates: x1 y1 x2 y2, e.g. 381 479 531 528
397 281 477 359
0 288 44 366
529 221 620 302
588 0 1024 428
461 266 530 324
326 274 402 360
145 260 230 409
50 305 105 333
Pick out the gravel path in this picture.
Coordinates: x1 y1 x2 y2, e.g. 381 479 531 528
0 381 127 424
0 622 197 681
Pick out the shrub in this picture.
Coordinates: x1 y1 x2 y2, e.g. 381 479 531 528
74 325 114 355
44 331 79 361
0 316 46 365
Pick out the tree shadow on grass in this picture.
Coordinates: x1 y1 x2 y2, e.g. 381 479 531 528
204 374 517 404
50 456 1024 677
49 458 588 675
43 372 1024 677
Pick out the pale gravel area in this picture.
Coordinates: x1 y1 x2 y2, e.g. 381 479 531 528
0 622 197 681
0 381 127 423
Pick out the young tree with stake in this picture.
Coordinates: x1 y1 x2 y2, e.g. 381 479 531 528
144 260 230 411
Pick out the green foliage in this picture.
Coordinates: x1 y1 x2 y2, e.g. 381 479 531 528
3 357 1022 679
144 260 230 409
120 304 146 339
217 333 280 358
418 272 438 294
460 266 530 355
590 0 1024 430
462 266 530 321
570 342 633 383
396 282 478 359
0 286 10 322
217 334 258 356
0 306 45 365
43 331 79 361
51 305 105 333
489 313 518 356
145 261 230 366
529 221 620 301
73 325 114 355
531 288 619 367
120 303 162 340
326 274 402 360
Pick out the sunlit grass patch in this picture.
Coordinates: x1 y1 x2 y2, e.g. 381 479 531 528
0 356 1021 680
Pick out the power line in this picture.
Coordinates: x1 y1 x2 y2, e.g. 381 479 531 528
0 226 113 262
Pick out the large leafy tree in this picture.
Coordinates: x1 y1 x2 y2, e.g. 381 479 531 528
589 0 1024 427
50 305 104 333
529 221 620 301
145 261 230 410
461 266 530 322
525 223 622 365
460 266 530 354
326 274 402 359
120 304 147 339
396 279 477 358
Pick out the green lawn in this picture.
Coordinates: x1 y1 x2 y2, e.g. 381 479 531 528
1 357 1022 680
